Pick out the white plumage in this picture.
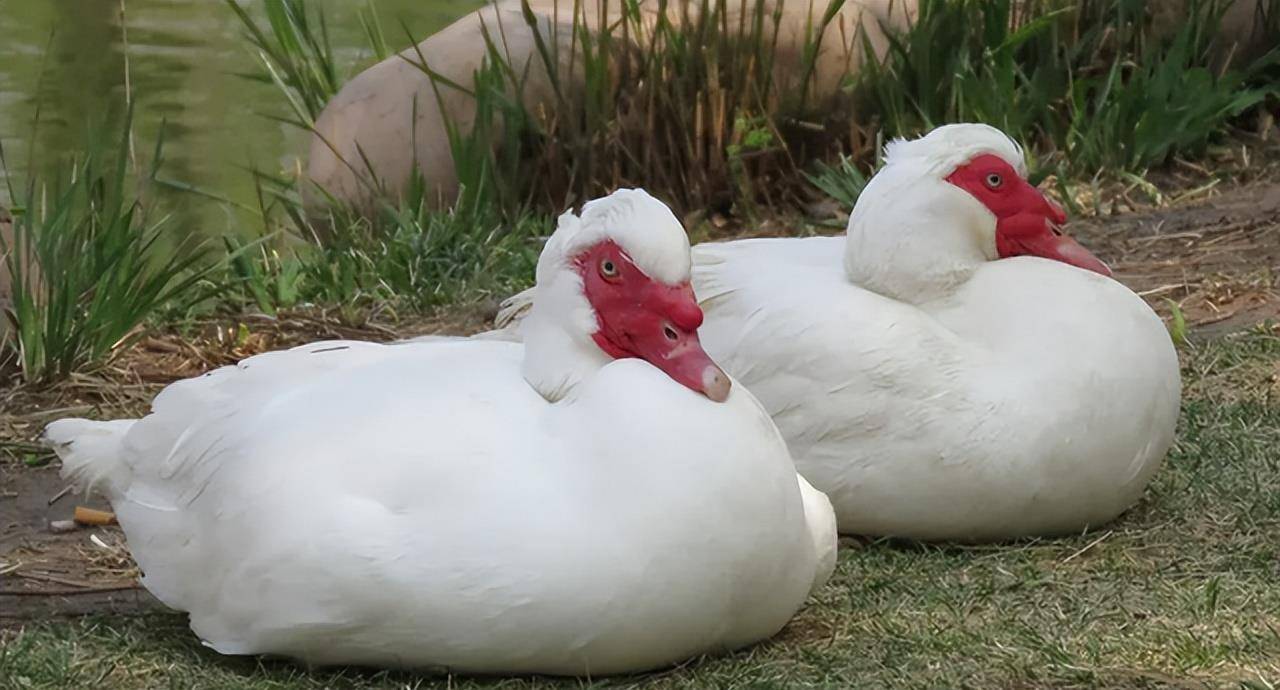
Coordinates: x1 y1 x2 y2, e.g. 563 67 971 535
498 126 1182 541
45 189 835 675
691 237 1179 540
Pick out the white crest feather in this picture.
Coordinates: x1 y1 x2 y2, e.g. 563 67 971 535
882 123 1027 178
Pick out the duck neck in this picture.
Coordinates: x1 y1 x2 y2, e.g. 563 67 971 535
519 275 612 402
843 179 994 305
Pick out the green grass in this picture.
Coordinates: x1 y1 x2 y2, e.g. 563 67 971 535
207 161 541 319
806 153 875 212
230 0 1280 219
233 0 859 216
498 0 850 215
216 0 540 319
3 0 541 364
226 0 390 128
0 113 212 383
855 0 1279 175
4 329 1279 688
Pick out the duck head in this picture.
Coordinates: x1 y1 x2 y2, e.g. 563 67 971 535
844 123 1109 304
521 189 730 403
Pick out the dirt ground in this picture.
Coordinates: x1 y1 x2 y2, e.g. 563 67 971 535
2 169 1279 625
1074 178 1280 335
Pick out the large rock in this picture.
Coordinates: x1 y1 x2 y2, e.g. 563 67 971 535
305 0 913 214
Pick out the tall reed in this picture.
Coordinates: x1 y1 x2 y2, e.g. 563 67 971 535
855 0 1279 176
1 114 211 382
234 0 1279 219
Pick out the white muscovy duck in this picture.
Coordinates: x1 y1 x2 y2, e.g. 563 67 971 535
498 125 1181 542
43 189 837 676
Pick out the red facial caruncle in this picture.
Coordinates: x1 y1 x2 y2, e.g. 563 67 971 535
575 240 731 402
945 154 1111 277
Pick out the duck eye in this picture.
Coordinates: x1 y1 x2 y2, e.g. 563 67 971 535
663 325 678 341
985 172 1003 189
599 259 618 278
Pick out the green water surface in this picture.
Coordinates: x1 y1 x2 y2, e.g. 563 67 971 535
0 0 482 235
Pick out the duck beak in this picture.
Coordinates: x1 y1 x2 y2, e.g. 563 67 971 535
591 280 732 402
1036 230 1113 277
996 190 1112 277
1002 216 1112 277
640 328 732 403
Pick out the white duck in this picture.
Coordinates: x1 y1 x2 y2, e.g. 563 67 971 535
44 189 837 676
499 125 1181 542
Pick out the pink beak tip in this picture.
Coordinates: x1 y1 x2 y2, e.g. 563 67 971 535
1068 247 1113 278
702 365 731 403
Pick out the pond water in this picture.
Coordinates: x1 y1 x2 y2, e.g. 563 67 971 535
0 0 481 236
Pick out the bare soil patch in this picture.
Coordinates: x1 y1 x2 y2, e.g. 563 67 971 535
0 463 155 622
1075 179 1280 335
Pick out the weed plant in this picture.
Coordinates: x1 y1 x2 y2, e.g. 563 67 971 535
0 114 211 382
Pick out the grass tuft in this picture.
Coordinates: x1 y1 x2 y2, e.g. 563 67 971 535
220 1 541 317
0 113 212 383
213 170 541 318
228 0 346 128
493 0 855 215
806 153 874 211
855 0 1280 176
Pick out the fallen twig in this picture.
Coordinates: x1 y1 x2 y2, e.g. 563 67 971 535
48 485 73 506
1062 530 1112 563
